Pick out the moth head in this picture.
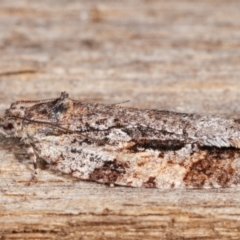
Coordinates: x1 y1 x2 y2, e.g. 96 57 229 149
0 92 71 137
0 104 26 138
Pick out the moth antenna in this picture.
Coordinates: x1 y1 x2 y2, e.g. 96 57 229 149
111 100 130 106
10 92 70 108
11 115 103 144
11 115 71 133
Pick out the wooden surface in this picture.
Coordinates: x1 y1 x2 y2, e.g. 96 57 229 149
1 0 240 239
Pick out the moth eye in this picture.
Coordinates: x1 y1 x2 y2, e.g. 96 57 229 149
3 123 14 131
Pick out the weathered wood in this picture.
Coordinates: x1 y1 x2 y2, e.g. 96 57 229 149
1 0 240 239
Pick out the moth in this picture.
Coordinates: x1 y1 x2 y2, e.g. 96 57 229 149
1 92 240 188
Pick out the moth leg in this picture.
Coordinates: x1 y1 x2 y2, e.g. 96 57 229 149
23 139 38 184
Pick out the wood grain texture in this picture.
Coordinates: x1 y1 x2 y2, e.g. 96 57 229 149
1 0 240 239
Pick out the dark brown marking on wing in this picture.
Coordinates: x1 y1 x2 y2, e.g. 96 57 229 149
89 160 127 183
128 139 185 152
143 177 156 188
183 147 236 188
